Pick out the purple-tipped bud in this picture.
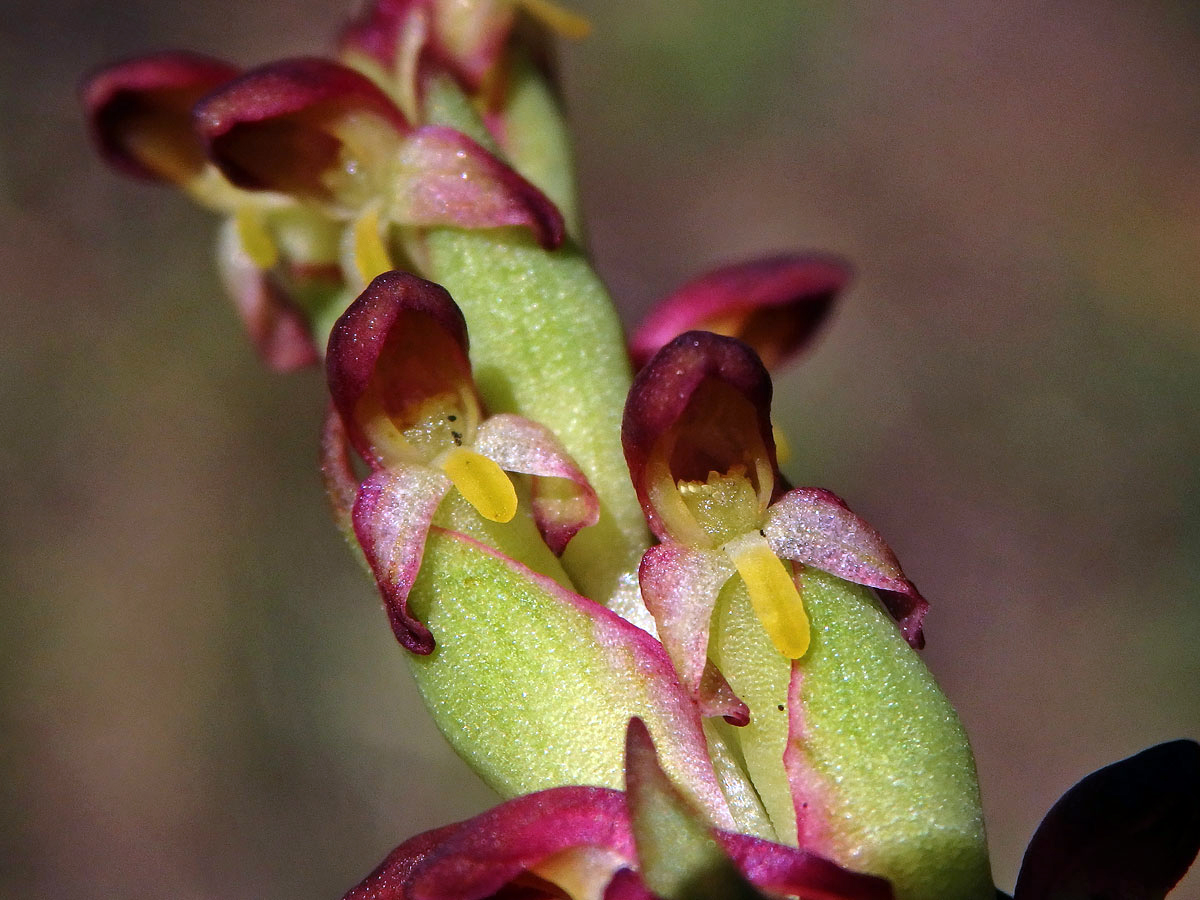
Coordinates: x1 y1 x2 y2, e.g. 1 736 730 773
82 52 239 184
631 254 849 371
195 57 409 206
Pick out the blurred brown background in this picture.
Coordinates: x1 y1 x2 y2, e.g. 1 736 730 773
2 1 1198 896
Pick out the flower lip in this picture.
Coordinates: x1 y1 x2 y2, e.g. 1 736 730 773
327 270 475 468
622 331 778 542
82 51 240 184
630 253 850 371
193 56 409 202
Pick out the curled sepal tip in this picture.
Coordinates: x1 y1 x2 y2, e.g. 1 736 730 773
475 413 599 553
764 488 927 650
216 217 323 371
630 254 850 371
353 466 451 654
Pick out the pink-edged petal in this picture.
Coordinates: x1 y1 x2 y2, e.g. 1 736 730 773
82 52 239 184
342 822 464 900
638 543 741 716
630 254 850 371
622 332 778 542
783 663 837 858
326 271 474 467
717 831 894 900
391 125 565 249
764 488 928 650
407 787 634 900
473 413 598 554
320 406 360 539
194 57 409 204
1013 740 1200 900
217 219 321 371
352 464 452 654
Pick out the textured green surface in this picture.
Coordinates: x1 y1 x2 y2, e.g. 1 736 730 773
715 571 994 900
627 725 762 900
421 75 650 612
423 229 648 606
405 531 741 828
501 53 584 240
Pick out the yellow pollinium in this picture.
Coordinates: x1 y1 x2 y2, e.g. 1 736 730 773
772 422 792 466
352 207 393 284
439 447 518 523
518 0 592 39
234 206 279 269
724 532 810 659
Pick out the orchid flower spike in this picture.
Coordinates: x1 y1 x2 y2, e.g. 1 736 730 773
623 331 927 706
325 270 597 653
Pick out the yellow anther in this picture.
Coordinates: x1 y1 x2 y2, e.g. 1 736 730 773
518 0 592 39
724 532 810 659
772 423 792 466
439 447 518 523
234 207 279 269
352 207 393 284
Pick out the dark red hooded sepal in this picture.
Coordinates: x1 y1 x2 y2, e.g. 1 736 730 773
82 52 240 184
622 332 778 544
630 254 849 371
326 270 475 469
194 57 409 207
1013 739 1200 900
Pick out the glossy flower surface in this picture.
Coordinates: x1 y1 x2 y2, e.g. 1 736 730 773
623 331 927 705
630 254 850 371
325 270 597 652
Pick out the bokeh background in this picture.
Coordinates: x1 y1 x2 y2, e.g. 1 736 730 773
3 1 1198 896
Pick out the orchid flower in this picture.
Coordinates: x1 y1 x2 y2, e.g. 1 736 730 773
82 52 336 370
630 254 851 371
192 55 564 288
323 269 596 653
343 719 893 900
624 330 927 701
82 43 566 370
